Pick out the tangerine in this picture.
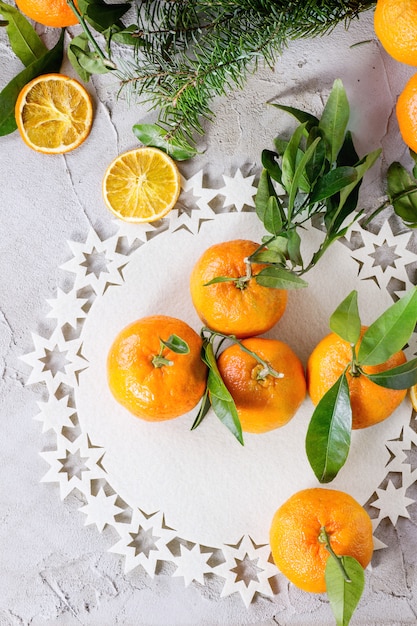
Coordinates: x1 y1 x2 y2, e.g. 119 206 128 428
307 327 407 429
107 316 207 421
269 488 374 593
374 0 417 66
16 0 79 27
189 239 288 338
396 73 417 153
217 338 306 433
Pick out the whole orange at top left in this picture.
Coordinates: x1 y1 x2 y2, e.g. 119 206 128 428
107 316 208 421
16 0 79 27
190 239 288 338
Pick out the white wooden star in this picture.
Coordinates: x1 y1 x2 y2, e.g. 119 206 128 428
172 543 213 587
46 287 88 330
79 487 124 532
214 535 276 607
109 508 176 577
34 393 75 434
371 480 415 526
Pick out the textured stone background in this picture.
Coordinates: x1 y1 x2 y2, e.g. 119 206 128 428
1 7 417 625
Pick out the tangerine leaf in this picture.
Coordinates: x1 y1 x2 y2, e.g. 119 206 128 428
326 555 365 626
132 123 196 160
387 161 417 227
329 290 361 344
306 373 352 483
318 78 350 163
269 103 319 131
358 287 417 366
190 388 211 430
210 393 243 445
160 334 190 354
68 34 92 82
0 29 64 136
255 266 308 290
365 357 417 390
0 0 47 65
263 196 283 235
261 149 282 183
281 122 307 196
309 166 357 204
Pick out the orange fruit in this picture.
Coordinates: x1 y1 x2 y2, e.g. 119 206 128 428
15 0 79 27
396 73 417 153
15 73 93 154
217 337 306 433
102 147 181 223
107 316 207 421
269 488 374 594
307 327 407 429
374 0 417 65
189 239 288 338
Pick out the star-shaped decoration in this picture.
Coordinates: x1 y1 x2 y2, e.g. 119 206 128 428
217 170 257 212
384 425 417 490
371 480 415 526
20 327 88 394
109 508 177 577
60 229 128 295
214 536 276 607
370 518 387 550
167 173 217 235
46 287 88 330
79 487 124 532
112 219 162 247
351 222 416 291
172 543 214 587
34 393 75 434
40 433 106 499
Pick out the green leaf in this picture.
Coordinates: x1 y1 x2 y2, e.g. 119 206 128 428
210 392 243 445
255 169 280 224
365 357 417 390
318 78 350 163
255 266 308 289
337 130 359 167
330 290 361 344
160 334 190 354
86 2 130 30
310 166 357 204
261 149 282 183
387 161 417 227
281 122 307 195
358 287 417 366
305 127 326 185
111 24 140 45
287 136 321 211
190 388 211 430
263 196 283 235
326 555 365 626
68 34 92 82
270 103 319 131
0 0 47 66
74 46 113 74
203 275 236 286
287 229 302 266
0 29 64 136
132 123 197 161
306 373 352 483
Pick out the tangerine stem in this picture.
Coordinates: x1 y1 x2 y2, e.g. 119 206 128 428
318 526 351 583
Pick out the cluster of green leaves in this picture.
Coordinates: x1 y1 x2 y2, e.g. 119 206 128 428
306 287 417 484
0 1 64 136
251 79 381 287
151 334 190 368
191 327 282 445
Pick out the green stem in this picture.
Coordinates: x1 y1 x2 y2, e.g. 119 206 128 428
350 342 361 377
202 327 284 379
318 526 351 583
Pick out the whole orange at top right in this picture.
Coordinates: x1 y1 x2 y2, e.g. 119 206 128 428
307 327 407 429
374 0 417 65
189 239 288 338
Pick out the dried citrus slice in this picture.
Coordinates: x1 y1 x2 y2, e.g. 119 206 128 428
102 147 181 223
409 384 417 411
15 73 93 154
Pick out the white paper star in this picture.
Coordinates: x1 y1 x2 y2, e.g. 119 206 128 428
109 508 177 577
351 222 416 291
79 487 124 532
46 287 88 330
167 172 217 235
34 393 75 434
40 433 106 499
60 230 127 295
214 536 276 607
371 480 415 526
20 328 88 394
217 170 257 212
172 543 213 587
112 219 162 247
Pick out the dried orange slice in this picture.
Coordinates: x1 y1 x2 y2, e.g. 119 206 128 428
102 147 181 223
409 384 417 411
15 73 93 154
